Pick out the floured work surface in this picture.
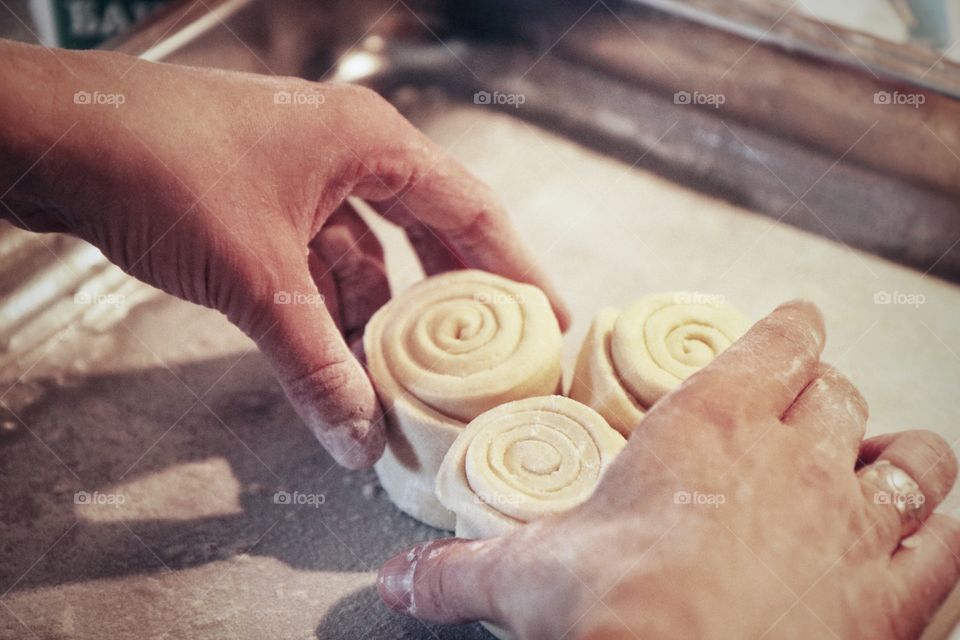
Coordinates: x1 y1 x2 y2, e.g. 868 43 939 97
1 105 957 640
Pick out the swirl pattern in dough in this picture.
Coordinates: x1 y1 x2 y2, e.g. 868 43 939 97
436 395 625 539
569 293 750 435
366 270 563 529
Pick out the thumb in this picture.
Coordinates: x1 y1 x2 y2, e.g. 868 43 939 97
251 267 385 469
378 537 503 624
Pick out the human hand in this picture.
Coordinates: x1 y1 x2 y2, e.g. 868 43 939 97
0 42 568 469
378 301 959 639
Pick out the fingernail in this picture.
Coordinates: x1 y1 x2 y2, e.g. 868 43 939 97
377 543 424 613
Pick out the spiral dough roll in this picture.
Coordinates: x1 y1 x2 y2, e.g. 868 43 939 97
569 293 750 435
365 270 563 530
436 395 625 539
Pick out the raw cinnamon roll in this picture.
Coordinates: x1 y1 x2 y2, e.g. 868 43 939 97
435 395 625 538
365 270 563 529
570 293 750 435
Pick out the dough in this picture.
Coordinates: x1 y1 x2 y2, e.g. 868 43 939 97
435 395 626 539
365 270 563 530
569 293 750 435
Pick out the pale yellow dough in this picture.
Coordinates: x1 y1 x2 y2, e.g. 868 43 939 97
436 395 626 539
365 270 563 530
569 293 751 435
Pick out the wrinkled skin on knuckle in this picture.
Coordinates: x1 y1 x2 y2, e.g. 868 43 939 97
756 316 821 363
443 207 498 252
290 356 355 403
815 368 869 419
283 354 377 444
358 146 424 198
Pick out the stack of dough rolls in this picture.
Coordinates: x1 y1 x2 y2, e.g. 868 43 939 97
570 293 751 435
365 270 563 530
436 395 625 640
436 395 625 538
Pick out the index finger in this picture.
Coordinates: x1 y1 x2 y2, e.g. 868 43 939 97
338 90 571 330
384 161 570 330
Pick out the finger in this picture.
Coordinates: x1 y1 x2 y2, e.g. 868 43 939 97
368 199 465 276
307 250 341 332
378 537 502 624
782 364 867 465
342 96 570 330
312 204 391 353
889 514 960 639
251 261 385 470
858 430 958 544
364 167 571 330
386 172 571 331
674 300 825 422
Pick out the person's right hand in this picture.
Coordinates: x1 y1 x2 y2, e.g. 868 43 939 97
0 41 568 469
378 301 959 639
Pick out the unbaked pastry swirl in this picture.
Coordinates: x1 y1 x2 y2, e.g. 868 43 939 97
569 293 750 435
365 270 563 530
436 395 625 538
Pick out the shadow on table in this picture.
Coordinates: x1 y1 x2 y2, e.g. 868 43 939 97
0 351 444 592
316 584 493 640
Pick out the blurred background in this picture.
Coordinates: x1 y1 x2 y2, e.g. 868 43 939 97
2 1 960 639
2 0 959 57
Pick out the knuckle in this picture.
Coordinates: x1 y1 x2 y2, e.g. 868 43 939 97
219 264 285 336
445 206 498 251
292 356 356 400
757 318 819 360
819 367 870 420
286 355 372 436
674 369 751 429
374 148 423 195
414 540 463 620
349 140 434 201
430 558 456 619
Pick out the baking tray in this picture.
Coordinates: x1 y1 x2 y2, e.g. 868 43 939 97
2 1 959 638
